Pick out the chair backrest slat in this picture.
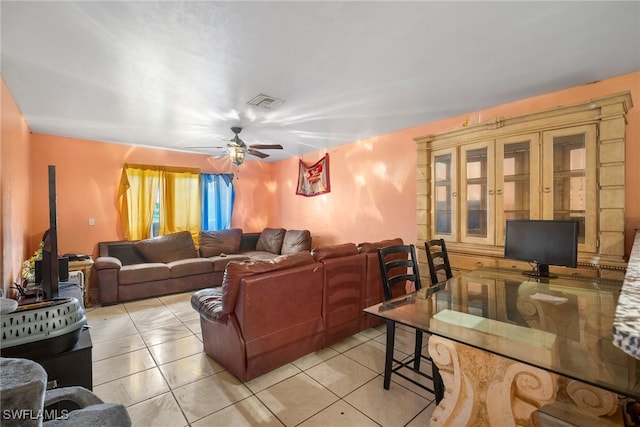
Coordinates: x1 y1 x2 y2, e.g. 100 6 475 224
424 239 453 285
377 244 422 301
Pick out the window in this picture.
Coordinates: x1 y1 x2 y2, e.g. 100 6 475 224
201 174 235 231
119 165 233 241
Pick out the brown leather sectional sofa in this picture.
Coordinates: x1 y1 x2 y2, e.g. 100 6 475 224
191 238 403 382
92 228 311 305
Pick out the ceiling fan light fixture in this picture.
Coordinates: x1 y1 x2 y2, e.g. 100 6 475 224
229 146 245 166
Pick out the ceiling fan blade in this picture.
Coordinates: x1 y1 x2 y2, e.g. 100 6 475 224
249 144 283 150
247 148 270 159
184 146 225 149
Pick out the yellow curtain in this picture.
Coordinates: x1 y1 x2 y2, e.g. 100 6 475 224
118 164 162 240
159 167 202 245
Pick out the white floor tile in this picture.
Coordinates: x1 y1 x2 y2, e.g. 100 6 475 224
173 370 253 422
148 335 203 365
93 348 157 385
126 392 188 427
191 396 284 427
256 373 339 426
93 367 169 407
88 291 435 427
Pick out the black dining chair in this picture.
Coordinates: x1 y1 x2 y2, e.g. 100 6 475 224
377 244 444 402
425 239 453 285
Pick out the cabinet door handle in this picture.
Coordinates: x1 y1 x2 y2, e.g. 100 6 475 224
543 187 551 193
452 192 457 197
488 189 494 195
496 189 503 195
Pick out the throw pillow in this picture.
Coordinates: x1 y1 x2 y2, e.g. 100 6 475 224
134 231 196 263
255 228 286 254
281 230 312 255
199 228 242 257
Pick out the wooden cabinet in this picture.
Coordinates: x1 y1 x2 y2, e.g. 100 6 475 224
416 92 632 279
449 253 496 275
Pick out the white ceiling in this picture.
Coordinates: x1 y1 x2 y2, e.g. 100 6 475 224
2 1 639 162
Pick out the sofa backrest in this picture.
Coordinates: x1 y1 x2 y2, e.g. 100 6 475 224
311 243 358 261
221 251 317 314
98 241 146 266
236 262 324 342
357 238 404 328
356 238 404 255
314 246 367 346
239 233 261 252
199 228 243 257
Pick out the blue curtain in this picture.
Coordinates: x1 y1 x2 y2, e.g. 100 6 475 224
201 174 235 231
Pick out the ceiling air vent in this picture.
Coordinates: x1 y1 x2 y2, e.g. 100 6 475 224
247 94 284 110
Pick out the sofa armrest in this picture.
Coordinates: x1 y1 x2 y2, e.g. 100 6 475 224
93 257 122 305
94 256 122 270
191 288 227 322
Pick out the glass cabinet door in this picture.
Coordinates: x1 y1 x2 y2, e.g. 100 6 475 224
432 147 457 241
460 142 494 244
542 125 597 252
495 134 540 246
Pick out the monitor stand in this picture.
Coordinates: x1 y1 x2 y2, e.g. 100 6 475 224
522 263 557 279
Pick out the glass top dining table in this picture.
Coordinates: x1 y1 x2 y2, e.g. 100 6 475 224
364 267 640 400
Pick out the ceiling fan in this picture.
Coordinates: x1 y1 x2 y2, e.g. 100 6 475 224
219 127 283 165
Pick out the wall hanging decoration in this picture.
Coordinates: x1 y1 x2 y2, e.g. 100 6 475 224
296 154 330 197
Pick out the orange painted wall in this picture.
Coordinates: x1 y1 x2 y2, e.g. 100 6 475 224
272 135 417 247
1 77 32 296
272 71 640 254
29 135 275 257
7 71 640 293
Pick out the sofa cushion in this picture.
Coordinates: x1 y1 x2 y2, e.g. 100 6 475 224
222 252 316 314
118 263 170 285
312 243 358 261
208 254 251 272
357 238 404 254
199 228 243 257
255 228 286 254
134 231 196 263
281 230 312 255
168 258 214 279
239 251 279 261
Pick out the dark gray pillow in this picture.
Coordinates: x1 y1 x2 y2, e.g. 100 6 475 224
134 231 196 263
256 228 286 254
281 230 311 255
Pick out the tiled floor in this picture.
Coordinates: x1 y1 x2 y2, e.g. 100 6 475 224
86 292 438 427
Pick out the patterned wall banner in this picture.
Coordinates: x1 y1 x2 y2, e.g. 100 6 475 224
296 154 330 197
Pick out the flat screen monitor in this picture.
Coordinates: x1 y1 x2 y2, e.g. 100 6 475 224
504 219 578 278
